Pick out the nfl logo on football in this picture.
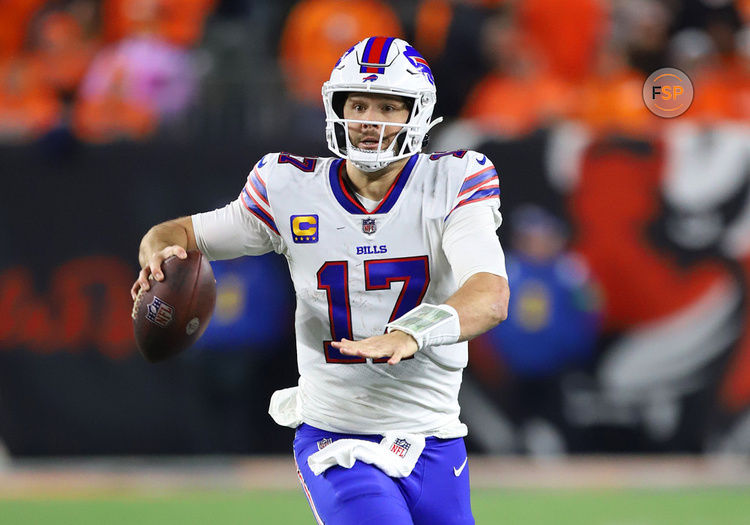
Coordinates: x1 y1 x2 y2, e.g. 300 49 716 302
146 296 175 327
362 218 377 235
390 438 411 458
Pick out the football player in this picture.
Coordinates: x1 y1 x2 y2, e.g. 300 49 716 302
132 37 509 524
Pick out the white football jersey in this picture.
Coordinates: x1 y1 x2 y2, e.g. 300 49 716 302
193 150 503 436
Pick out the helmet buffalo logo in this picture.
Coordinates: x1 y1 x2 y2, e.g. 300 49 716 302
362 74 378 82
334 44 356 69
403 45 434 85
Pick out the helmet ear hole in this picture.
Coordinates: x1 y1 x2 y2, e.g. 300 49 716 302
332 92 348 118
395 129 407 152
334 122 347 151
404 97 415 116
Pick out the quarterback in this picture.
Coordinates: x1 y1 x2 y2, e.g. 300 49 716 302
132 37 509 524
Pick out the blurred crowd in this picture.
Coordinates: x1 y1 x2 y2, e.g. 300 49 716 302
0 0 214 144
0 0 748 144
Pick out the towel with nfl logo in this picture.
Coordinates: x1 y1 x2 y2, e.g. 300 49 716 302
307 432 426 478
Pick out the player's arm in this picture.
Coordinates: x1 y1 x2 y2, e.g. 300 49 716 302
445 272 508 340
334 204 508 365
333 272 508 365
132 153 281 299
441 199 509 340
131 217 196 299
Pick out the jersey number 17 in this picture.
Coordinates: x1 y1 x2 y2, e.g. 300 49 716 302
317 256 429 363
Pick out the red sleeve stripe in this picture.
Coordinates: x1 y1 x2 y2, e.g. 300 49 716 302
240 188 279 234
445 187 500 219
254 166 267 187
458 175 499 197
245 169 269 206
459 166 496 191
459 186 500 204
454 193 500 209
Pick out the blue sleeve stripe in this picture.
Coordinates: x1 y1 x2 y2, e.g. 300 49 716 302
240 188 279 234
458 168 497 195
445 187 501 220
247 169 269 205
460 186 500 205
459 173 498 197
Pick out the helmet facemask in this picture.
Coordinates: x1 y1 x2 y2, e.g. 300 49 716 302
325 90 438 172
322 37 443 172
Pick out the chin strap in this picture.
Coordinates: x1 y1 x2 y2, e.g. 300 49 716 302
351 159 390 172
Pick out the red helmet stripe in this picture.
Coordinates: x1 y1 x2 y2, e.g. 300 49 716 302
367 37 386 64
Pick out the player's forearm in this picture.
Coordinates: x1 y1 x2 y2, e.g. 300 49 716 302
138 217 197 268
444 272 509 342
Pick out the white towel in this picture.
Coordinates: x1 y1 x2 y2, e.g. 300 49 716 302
307 432 425 478
268 386 303 428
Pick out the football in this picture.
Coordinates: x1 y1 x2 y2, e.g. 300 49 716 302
132 250 216 363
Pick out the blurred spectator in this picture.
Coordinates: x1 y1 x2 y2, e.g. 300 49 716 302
72 63 157 143
0 57 62 143
198 256 292 350
192 255 295 452
741 0 750 23
101 0 216 47
615 0 672 75
414 0 453 61
0 0 47 60
73 36 198 142
688 9 750 122
483 205 602 379
672 0 744 34
429 2 498 118
668 28 716 75
28 10 99 101
414 0 508 62
460 10 572 137
573 41 653 137
470 205 602 454
517 0 608 83
279 0 403 108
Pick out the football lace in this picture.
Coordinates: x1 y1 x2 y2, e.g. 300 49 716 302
131 286 145 320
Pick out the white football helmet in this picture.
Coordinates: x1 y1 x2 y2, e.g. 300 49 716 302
322 37 443 172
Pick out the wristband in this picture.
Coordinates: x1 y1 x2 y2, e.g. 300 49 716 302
385 303 461 351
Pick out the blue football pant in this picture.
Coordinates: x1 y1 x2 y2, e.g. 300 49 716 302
293 424 475 525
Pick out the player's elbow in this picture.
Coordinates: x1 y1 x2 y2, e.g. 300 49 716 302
488 277 509 326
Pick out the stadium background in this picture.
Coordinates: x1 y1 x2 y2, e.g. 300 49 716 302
0 0 749 522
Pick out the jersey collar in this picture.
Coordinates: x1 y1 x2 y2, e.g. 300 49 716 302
329 154 418 215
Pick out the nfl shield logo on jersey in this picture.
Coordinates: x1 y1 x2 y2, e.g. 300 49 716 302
362 218 377 235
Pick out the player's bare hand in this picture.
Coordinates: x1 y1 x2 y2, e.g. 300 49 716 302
130 245 188 300
332 330 418 365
